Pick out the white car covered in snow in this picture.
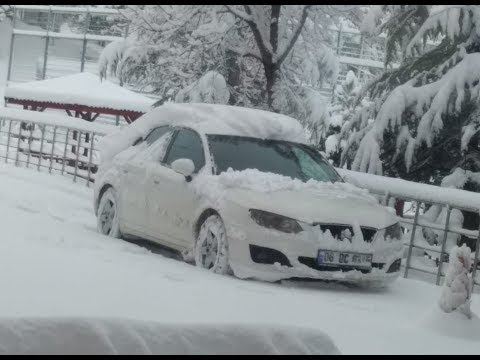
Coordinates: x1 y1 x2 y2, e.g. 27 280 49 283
94 104 404 286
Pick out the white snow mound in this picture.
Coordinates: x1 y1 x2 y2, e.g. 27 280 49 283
195 168 376 202
99 103 307 164
421 307 480 342
0 318 340 355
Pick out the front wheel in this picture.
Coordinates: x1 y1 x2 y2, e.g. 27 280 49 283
194 215 230 275
97 188 122 238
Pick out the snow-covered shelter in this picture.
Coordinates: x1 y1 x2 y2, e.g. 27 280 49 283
4 73 155 124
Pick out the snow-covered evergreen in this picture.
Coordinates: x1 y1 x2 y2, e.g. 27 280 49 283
324 71 362 166
342 6 480 186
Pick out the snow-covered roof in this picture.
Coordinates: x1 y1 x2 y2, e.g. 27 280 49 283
4 73 155 114
100 103 307 164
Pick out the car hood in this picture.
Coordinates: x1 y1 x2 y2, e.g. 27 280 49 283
225 187 397 230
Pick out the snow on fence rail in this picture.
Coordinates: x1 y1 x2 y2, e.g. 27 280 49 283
0 108 112 187
337 168 480 290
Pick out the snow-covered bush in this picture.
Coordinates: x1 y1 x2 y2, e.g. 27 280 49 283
175 71 230 105
439 245 473 318
98 39 129 83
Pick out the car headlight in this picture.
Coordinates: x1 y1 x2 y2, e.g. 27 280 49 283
249 209 303 234
385 222 402 241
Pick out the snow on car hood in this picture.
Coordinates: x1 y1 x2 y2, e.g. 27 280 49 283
193 169 397 230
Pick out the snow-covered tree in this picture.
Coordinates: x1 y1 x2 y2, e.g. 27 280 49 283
342 6 480 186
439 244 473 318
324 71 362 165
98 5 361 128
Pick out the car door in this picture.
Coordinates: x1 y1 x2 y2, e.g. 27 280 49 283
120 126 175 234
147 128 206 247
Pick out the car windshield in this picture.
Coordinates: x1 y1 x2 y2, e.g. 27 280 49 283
207 135 342 183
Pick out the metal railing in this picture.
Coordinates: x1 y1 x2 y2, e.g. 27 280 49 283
2 111 478 291
0 115 108 187
7 5 129 84
338 169 480 291
395 199 478 290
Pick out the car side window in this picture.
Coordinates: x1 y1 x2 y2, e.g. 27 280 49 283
142 129 175 163
144 126 171 146
164 129 205 173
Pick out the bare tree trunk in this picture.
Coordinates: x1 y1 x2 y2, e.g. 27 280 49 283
264 63 277 110
225 5 311 111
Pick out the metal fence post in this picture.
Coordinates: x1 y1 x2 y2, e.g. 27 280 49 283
61 129 70 176
86 132 95 187
15 121 22 167
471 216 480 294
6 6 17 83
73 131 82 183
48 126 57 174
37 124 46 171
5 120 13 163
404 201 421 279
42 6 53 80
436 206 452 286
25 123 34 168
81 7 91 73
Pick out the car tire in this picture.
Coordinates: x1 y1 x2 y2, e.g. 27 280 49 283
194 215 231 275
97 187 122 239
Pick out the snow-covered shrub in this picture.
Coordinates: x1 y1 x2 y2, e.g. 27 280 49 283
98 39 129 82
175 71 230 105
439 245 473 318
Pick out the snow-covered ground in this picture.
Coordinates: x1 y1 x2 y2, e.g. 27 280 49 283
0 162 479 354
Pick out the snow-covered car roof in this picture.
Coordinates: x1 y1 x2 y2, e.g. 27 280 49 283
100 103 308 164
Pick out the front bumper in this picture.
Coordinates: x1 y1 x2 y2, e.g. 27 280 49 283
224 215 404 286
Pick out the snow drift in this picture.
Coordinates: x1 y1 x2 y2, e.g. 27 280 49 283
0 318 340 355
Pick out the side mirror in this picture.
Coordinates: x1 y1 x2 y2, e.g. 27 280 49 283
171 159 195 182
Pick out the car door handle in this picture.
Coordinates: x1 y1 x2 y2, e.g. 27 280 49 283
122 169 129 174
153 179 160 185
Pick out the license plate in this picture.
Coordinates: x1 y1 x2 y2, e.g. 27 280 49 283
317 250 373 269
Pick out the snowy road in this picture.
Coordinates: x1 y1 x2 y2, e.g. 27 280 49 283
0 163 479 354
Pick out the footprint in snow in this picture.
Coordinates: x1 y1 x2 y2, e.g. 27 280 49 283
16 204 40 214
163 274 186 282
